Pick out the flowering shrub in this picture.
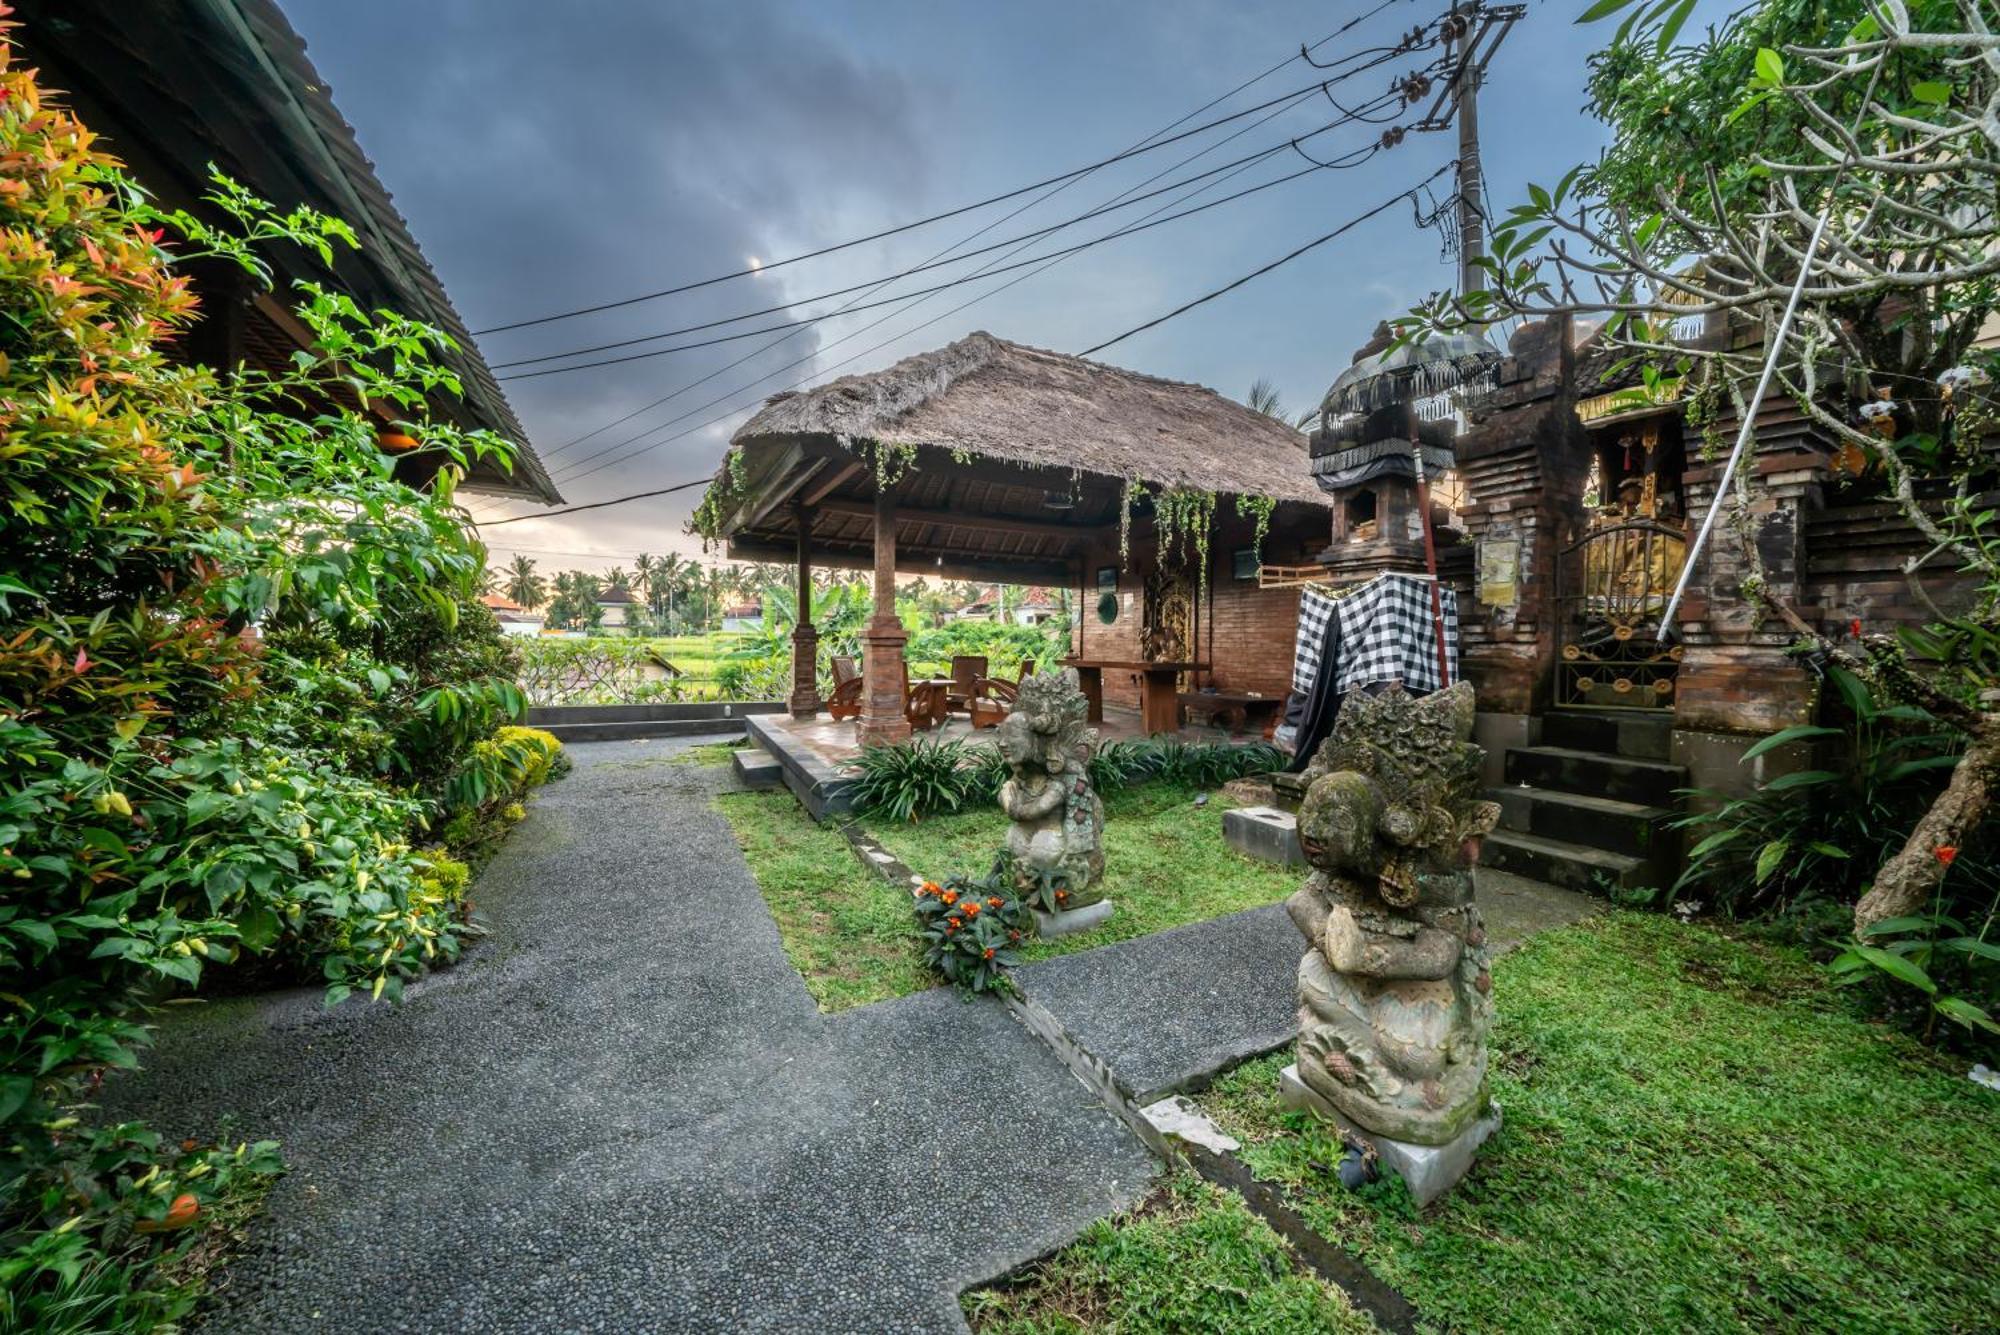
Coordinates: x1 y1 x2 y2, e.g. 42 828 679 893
913 863 1034 993
0 23 543 1325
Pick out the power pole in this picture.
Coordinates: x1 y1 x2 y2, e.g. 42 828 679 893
1454 18 1484 304
1411 5 1521 308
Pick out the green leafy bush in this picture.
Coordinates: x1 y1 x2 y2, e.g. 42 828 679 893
913 863 1033 993
0 40 544 1324
846 737 983 823
1670 665 1995 1042
849 736 1281 823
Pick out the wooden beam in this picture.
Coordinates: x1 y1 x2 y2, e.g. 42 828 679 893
799 459 864 508
725 538 1070 588
816 495 1107 543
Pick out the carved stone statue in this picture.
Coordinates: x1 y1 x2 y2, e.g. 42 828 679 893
1286 681 1500 1148
995 668 1105 914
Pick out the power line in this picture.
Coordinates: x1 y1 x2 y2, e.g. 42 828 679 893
488 128 1387 374
1077 163 1452 357
469 0 1431 523
476 478 712 527
536 52 1430 491
469 27 1423 338
491 137 1387 383
475 165 1453 530
546 108 1353 493
467 1 1430 525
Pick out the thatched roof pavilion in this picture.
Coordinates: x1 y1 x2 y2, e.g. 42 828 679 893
698 332 1327 747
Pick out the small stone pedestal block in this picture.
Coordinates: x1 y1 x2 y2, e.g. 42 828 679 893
1221 806 1305 866
1278 1063 1500 1208
1032 899 1114 939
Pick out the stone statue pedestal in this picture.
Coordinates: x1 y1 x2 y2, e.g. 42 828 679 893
1278 1062 1500 1208
1032 899 1115 939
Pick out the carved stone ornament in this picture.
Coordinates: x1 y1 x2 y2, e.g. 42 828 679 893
995 668 1105 909
1286 681 1501 1146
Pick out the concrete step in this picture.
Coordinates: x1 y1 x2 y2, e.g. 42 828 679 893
1502 745 1686 807
1490 785 1673 860
1482 829 1647 894
731 747 785 790
1539 708 1673 761
525 701 783 727
1221 806 1305 867
536 717 751 743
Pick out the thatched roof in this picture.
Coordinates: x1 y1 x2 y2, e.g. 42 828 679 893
733 332 1322 506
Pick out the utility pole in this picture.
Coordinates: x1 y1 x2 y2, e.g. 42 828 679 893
1412 4 1521 308
1454 15 1484 305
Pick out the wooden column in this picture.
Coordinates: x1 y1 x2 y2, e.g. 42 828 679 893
858 486 911 747
789 500 820 719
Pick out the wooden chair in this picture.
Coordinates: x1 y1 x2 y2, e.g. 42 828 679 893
904 662 949 731
947 655 988 714
827 654 863 721
968 675 1019 730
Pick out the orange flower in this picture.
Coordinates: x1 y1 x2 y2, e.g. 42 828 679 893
947 917 961 930
1056 889 1069 902
983 948 995 960
941 890 958 906
1935 845 1958 865
987 896 1003 909
963 901 981 917
920 880 942 897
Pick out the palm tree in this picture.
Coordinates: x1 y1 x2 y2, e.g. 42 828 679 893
1247 377 1287 420
601 565 630 595
504 554 546 609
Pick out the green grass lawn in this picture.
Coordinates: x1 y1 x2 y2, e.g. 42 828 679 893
864 784 1297 956
711 780 1296 1011
1183 913 2000 1334
961 1173 1373 1334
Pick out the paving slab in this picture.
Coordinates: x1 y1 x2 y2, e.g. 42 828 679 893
1008 869 1600 1109
106 735 1155 1333
1011 904 1303 1104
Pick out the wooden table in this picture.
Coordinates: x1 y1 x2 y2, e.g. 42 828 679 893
1064 658 1209 734
1179 690 1283 735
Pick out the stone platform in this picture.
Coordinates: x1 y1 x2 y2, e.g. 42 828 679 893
1278 1062 1502 1207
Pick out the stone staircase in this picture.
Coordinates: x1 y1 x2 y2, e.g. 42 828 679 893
1483 710 1684 895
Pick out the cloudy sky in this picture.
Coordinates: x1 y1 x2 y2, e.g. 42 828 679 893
285 0 1723 576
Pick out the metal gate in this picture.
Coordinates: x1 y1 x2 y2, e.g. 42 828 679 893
1554 518 1687 709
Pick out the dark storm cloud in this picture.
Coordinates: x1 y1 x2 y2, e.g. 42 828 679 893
288 0 936 546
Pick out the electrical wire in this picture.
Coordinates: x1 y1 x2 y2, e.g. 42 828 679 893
469 15 1427 338
468 1 1434 522
1076 163 1452 357
475 163 1453 529
490 136 1387 382
487 125 1392 374
544 101 1377 492
470 0 1433 523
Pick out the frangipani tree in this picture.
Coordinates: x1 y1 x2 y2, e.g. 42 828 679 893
1404 0 1999 1010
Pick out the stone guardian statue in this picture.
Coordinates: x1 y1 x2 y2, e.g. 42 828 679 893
1281 680 1501 1204
994 668 1108 934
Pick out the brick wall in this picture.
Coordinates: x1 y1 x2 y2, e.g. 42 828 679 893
1069 503 1328 715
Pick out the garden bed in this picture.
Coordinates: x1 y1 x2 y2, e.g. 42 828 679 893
713 780 1294 1012
967 913 2000 1332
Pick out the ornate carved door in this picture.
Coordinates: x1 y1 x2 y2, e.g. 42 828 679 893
1142 567 1194 671
1554 518 1687 709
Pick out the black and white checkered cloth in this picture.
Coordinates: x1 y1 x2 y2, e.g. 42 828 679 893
1292 586 1340 695
1332 572 1459 693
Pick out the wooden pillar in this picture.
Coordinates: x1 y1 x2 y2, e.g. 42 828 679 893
789 500 820 719
858 486 911 747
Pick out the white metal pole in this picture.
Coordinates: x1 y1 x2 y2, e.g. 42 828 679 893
1656 208 1835 640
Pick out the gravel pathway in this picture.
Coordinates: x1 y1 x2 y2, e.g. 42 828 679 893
109 738 1156 1333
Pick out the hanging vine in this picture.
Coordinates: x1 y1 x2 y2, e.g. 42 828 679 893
1155 486 1217 601
858 437 920 490
1235 493 1277 566
1119 478 1148 567
687 444 749 547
